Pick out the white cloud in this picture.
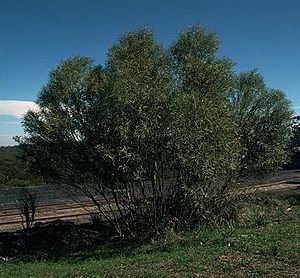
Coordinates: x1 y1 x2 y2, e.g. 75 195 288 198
0 100 38 118
0 134 20 146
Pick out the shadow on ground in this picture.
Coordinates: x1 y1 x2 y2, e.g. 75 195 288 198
1 188 299 262
0 219 134 261
263 187 300 206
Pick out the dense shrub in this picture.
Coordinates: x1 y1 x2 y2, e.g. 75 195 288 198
17 26 293 238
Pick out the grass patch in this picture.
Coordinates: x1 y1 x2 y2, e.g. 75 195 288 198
0 191 299 277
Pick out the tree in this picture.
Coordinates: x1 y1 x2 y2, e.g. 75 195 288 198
19 31 173 236
18 26 293 237
231 70 293 176
18 56 121 227
166 26 242 226
170 26 240 189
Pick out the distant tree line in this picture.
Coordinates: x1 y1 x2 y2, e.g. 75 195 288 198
17 26 294 237
0 146 44 187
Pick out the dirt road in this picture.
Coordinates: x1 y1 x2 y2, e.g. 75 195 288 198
1 170 299 232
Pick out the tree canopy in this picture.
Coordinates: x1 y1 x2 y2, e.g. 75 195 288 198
231 70 293 176
17 26 293 237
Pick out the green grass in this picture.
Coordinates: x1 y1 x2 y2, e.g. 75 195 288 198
0 192 299 277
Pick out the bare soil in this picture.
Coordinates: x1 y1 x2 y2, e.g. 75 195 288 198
0 169 300 232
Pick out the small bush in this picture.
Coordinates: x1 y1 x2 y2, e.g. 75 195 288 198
18 188 38 230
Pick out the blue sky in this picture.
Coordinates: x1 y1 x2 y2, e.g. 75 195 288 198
0 0 300 145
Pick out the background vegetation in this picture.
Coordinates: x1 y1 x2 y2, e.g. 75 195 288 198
0 146 43 187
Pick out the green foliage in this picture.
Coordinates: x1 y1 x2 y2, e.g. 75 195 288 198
0 146 43 186
19 57 111 185
19 34 173 237
107 28 172 183
170 26 240 187
18 26 293 237
231 70 293 176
